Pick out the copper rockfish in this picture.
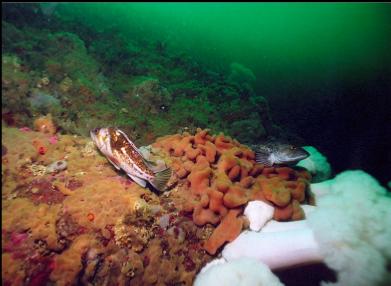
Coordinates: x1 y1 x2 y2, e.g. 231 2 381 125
90 127 172 192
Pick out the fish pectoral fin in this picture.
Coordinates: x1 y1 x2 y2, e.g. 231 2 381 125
127 174 147 188
107 156 121 170
143 158 158 168
137 146 158 168
255 150 273 166
150 167 172 192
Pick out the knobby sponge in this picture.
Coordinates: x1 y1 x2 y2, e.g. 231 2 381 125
203 209 244 255
153 128 313 254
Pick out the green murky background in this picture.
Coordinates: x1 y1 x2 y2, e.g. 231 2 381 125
56 3 390 76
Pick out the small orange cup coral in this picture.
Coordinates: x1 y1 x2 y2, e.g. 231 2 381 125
32 139 48 156
87 213 95 222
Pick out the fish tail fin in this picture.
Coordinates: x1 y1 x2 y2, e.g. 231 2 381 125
151 167 172 192
255 151 273 166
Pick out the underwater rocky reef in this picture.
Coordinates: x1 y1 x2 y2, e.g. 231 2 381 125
3 4 391 286
3 121 390 286
2 6 306 284
2 5 286 147
2 124 314 285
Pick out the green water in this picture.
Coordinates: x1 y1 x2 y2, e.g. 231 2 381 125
55 3 390 80
53 3 391 182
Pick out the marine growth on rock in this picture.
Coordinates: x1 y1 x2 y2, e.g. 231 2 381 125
153 128 314 255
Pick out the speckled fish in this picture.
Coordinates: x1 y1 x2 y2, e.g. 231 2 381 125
253 142 309 167
90 127 172 192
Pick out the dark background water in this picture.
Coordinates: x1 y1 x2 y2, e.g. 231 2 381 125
3 3 391 185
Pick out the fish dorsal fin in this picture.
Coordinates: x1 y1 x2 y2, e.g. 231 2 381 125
255 150 273 167
257 143 273 153
128 174 147 188
150 167 172 192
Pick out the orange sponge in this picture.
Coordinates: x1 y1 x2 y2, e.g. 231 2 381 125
242 148 255 160
273 202 293 221
185 145 201 161
214 173 231 193
217 154 238 175
249 164 264 177
214 134 235 151
188 166 212 195
286 180 306 202
193 204 220 226
239 176 254 188
291 200 305 220
262 167 276 177
183 160 195 172
260 177 291 207
204 209 243 255
223 185 249 208
199 141 217 163
152 128 313 254
228 165 241 181
207 188 228 217
194 128 209 145
276 167 295 180
153 134 181 153
174 136 194 157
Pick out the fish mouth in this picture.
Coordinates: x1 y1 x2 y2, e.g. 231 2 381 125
90 128 101 146
290 150 310 164
300 148 310 159
280 149 310 165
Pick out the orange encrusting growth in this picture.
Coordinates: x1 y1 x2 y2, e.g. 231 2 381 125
153 128 313 255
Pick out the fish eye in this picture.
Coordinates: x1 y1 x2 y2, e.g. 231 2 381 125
290 146 296 150
92 128 99 134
